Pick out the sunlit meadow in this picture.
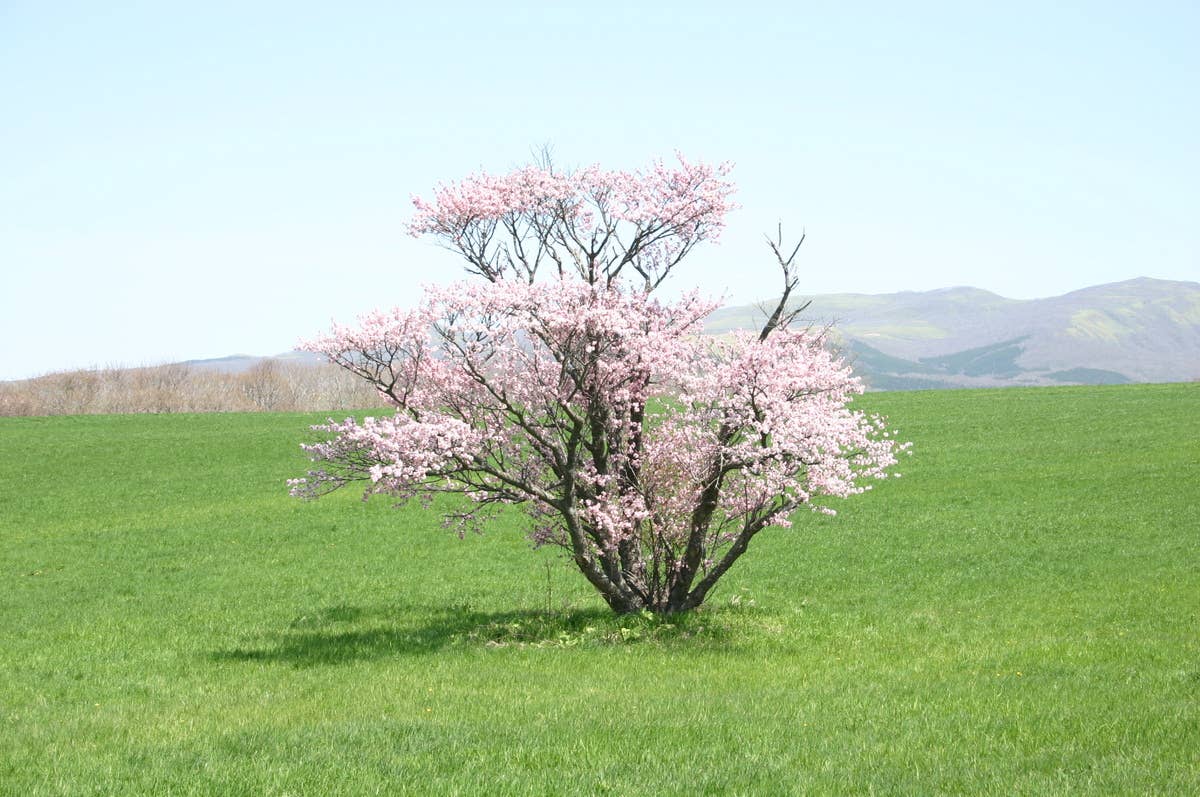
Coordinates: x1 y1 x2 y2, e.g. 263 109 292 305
1 383 1196 794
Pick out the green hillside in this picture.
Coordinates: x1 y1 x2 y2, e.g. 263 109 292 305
709 278 1200 389
2 385 1198 793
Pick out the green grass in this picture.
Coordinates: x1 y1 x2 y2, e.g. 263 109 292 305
2 384 1197 794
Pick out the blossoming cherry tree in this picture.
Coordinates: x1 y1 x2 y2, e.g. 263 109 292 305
291 155 904 615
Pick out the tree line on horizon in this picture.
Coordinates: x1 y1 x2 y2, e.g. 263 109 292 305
0 360 388 417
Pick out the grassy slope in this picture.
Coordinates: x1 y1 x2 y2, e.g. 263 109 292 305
1 385 1197 795
709 280 1200 385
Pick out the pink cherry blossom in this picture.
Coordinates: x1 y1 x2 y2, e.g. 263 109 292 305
408 153 736 289
294 155 906 614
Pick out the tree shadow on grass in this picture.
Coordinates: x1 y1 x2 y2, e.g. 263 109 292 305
211 601 742 667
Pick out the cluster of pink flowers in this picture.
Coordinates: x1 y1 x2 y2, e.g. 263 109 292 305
294 155 906 614
408 153 736 288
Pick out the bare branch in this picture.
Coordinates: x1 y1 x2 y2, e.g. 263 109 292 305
759 224 807 341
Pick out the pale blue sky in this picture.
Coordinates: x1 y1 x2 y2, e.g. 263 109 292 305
2 0 1197 380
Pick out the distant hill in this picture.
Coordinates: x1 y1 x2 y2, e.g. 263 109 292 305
179 278 1199 391
180 350 326 374
706 278 1200 389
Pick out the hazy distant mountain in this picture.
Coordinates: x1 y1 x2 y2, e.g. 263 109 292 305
706 278 1200 389
182 278 1199 391
180 350 326 374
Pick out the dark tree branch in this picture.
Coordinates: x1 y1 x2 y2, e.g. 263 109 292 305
759 224 809 342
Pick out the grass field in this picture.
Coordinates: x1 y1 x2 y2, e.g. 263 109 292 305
1 384 1197 794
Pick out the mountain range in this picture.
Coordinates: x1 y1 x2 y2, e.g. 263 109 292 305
185 278 1199 391
705 277 1200 390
